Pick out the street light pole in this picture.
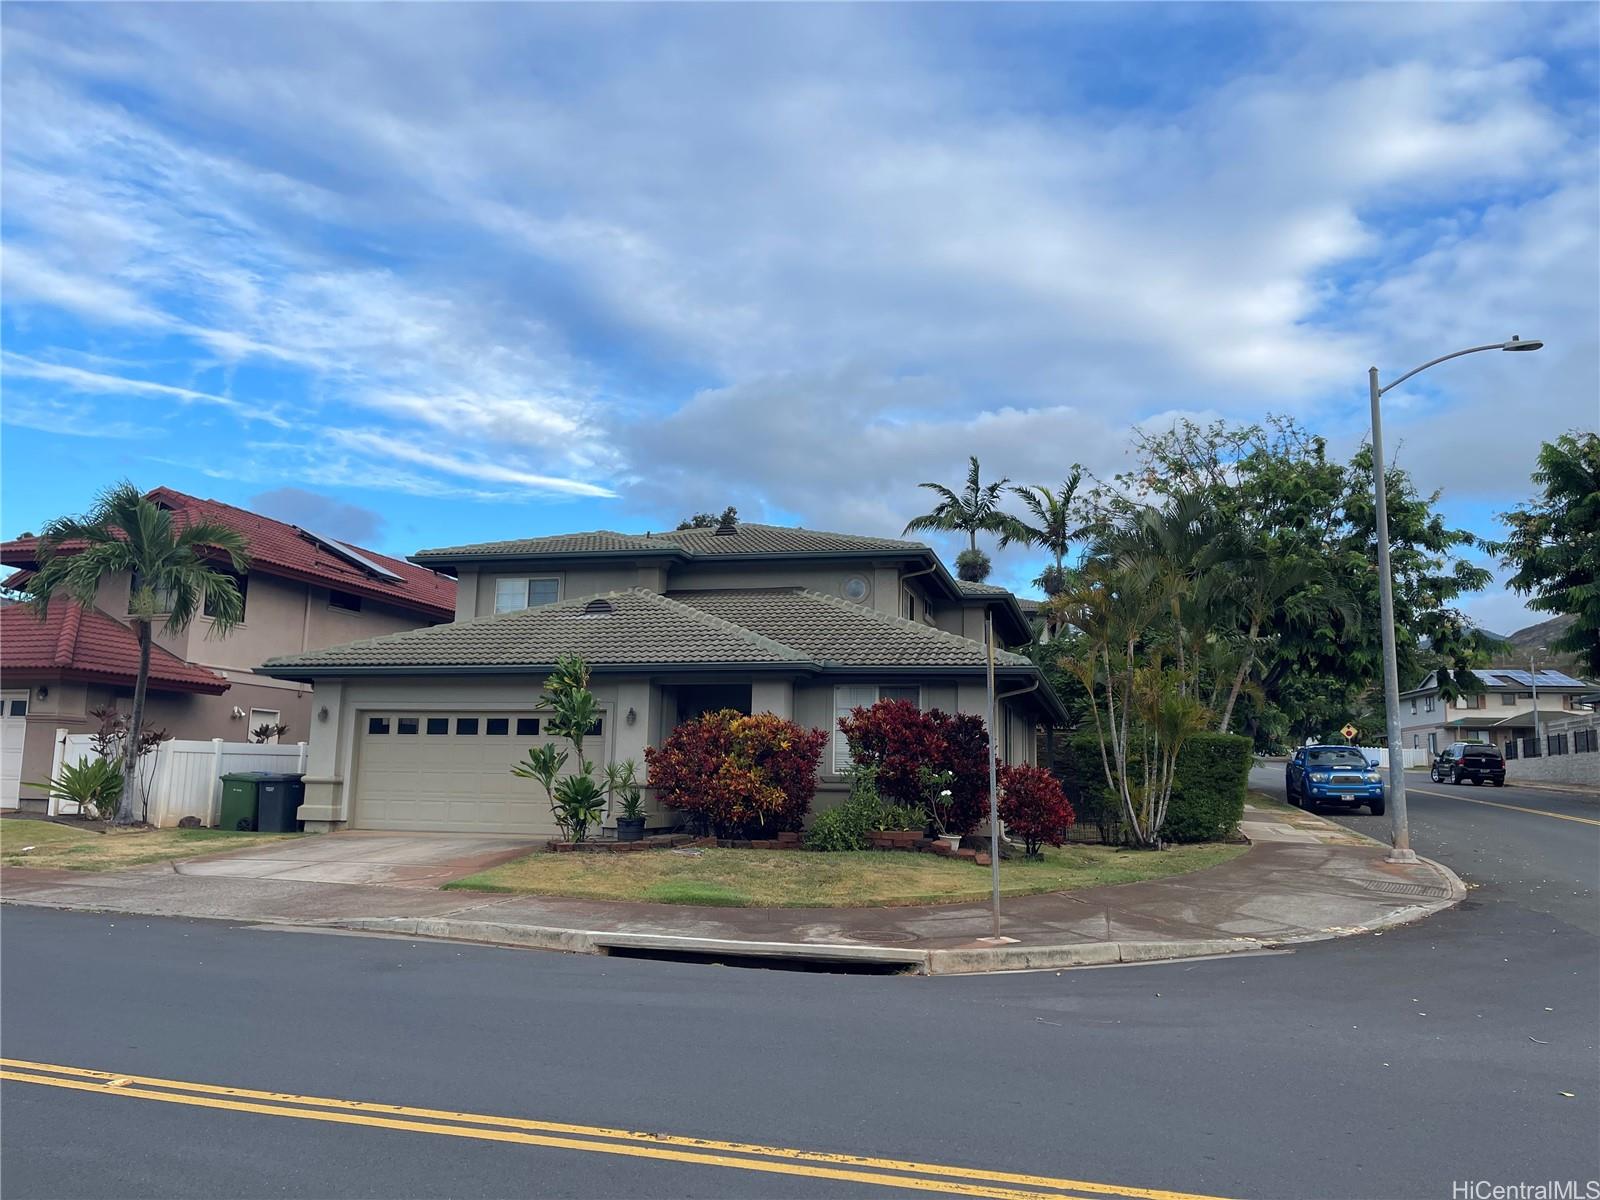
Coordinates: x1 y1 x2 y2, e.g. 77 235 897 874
1367 336 1542 865
1368 367 1413 862
1530 649 1544 752
985 608 1001 939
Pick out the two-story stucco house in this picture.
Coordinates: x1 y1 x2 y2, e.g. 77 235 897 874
1397 666 1596 759
261 518 1065 835
0 488 455 810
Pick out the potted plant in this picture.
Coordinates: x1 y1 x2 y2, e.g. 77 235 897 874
918 766 963 852
607 760 646 842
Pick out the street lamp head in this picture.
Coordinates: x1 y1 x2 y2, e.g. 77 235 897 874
1501 335 1543 352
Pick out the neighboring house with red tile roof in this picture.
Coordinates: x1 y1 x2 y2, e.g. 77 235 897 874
1 488 454 810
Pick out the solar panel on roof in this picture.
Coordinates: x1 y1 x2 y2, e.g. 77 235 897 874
297 528 404 583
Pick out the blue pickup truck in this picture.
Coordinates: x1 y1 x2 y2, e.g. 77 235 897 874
1285 745 1386 815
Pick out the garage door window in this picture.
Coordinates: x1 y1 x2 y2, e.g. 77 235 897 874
516 718 540 735
426 718 448 734
486 718 509 735
456 718 479 735
397 718 419 735
368 717 390 735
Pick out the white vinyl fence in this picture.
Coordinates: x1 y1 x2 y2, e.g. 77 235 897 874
49 730 307 827
1358 746 1427 770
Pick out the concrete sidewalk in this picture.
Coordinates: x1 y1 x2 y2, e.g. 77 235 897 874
0 803 1464 974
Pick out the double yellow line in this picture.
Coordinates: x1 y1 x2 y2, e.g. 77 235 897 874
1 1057 1234 1200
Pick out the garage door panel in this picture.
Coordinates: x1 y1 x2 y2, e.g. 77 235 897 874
353 711 606 835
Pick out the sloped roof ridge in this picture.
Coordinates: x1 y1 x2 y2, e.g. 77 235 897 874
786 587 1032 666
634 589 816 663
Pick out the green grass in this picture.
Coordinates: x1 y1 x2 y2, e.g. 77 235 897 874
443 841 1247 908
1 818 300 871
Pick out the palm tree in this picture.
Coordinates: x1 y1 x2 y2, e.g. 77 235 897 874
903 457 1019 582
25 483 250 824
1003 468 1086 598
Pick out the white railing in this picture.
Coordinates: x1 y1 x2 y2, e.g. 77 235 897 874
48 730 308 827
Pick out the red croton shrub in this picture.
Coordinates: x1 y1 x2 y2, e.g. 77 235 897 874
836 700 991 835
645 709 827 839
998 764 1076 857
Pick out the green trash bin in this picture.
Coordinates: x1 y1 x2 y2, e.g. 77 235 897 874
218 772 269 831
255 774 306 833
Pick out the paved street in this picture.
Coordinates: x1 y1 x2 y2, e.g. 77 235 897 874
3 775 1597 1200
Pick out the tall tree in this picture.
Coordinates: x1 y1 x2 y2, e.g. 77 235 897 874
1003 468 1086 596
25 483 250 824
1492 431 1600 676
902 456 1019 582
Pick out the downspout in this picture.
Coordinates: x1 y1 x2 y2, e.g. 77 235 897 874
996 675 1042 766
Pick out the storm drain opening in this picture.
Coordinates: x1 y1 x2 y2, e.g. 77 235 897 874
598 945 921 975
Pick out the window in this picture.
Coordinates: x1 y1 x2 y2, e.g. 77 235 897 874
1563 694 1576 710
128 570 177 615
203 570 248 619
1501 692 1518 706
248 708 282 742
902 591 918 622
1459 694 1485 710
486 718 509 736
397 718 419 735
588 718 604 736
832 684 923 772
1411 734 1419 749
494 577 560 614
367 717 390 735
456 718 479 735
8 698 26 717
516 718 540 736
1409 699 1417 715
329 590 363 613
1423 696 1435 713
1427 732 1438 756
426 718 449 735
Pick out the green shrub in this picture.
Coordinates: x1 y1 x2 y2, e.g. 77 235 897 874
1165 733 1252 843
805 766 880 851
1055 731 1250 844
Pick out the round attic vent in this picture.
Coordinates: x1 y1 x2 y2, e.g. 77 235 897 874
582 598 615 616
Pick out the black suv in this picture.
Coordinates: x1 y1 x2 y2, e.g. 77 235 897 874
1429 742 1506 786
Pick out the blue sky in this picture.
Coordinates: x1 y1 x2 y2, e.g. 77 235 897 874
2 2 1596 634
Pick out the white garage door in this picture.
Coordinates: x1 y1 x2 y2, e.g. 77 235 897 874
1 692 28 810
352 711 608 835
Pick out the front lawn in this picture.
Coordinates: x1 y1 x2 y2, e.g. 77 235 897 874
444 842 1247 908
0 817 300 872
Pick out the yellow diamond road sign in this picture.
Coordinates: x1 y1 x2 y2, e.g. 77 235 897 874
1341 723 1359 740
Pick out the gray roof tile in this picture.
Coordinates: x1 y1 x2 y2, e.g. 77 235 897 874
413 523 927 561
264 589 812 671
666 589 1032 668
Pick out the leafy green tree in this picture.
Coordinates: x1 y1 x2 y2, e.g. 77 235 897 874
903 456 1020 581
1492 431 1600 675
25 483 249 824
677 506 738 530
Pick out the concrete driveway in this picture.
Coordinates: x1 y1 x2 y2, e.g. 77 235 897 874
176 831 543 889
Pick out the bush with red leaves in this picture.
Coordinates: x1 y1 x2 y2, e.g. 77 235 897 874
837 701 991 835
998 764 1076 857
645 709 827 838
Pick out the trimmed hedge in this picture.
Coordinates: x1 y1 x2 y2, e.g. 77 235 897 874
1055 731 1251 844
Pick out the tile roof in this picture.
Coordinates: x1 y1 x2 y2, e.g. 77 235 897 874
1 602 230 693
2 488 455 620
954 580 1013 597
263 589 814 671
263 586 1033 674
412 523 929 562
667 589 1033 667
650 524 928 556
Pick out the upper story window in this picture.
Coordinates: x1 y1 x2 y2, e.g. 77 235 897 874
1408 699 1417 715
902 590 918 622
1423 696 1435 712
1459 694 1485 710
203 570 248 620
128 570 177 616
329 590 362 613
494 577 560 614
1500 692 1518 706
